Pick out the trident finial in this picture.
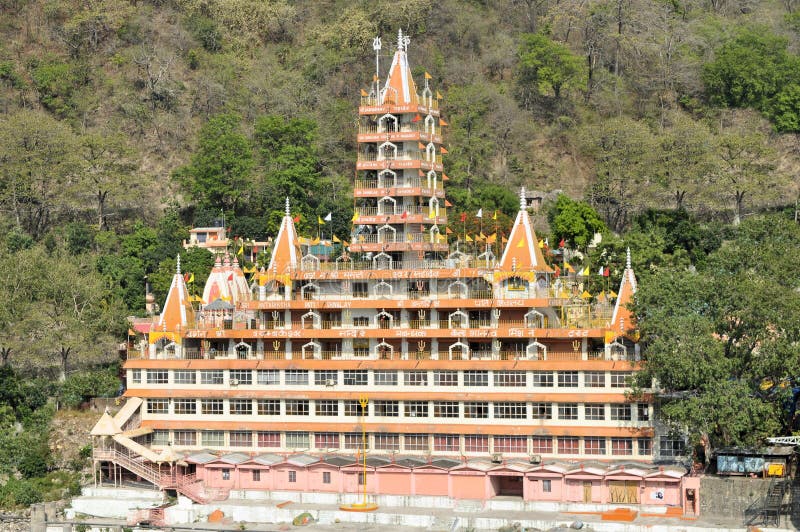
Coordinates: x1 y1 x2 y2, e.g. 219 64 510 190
285 197 290 217
520 187 527 210
176 254 181 275
397 28 404 51
626 247 632 270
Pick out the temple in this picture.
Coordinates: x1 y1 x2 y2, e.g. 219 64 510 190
91 30 697 519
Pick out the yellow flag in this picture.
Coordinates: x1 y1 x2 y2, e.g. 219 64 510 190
360 89 368 97
492 210 498 221
517 238 525 248
465 234 473 242
436 91 443 99
581 290 592 299
237 244 244 255
479 232 486 241
318 215 325 225
538 239 544 249
604 331 616 344
486 233 497 244
352 211 360 222
188 273 195 283
425 72 432 79
311 237 321 245
333 234 341 243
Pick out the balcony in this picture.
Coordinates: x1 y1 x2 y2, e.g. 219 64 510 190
357 151 443 165
353 179 444 191
359 95 439 111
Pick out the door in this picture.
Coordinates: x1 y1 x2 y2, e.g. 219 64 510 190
583 481 592 503
609 480 639 503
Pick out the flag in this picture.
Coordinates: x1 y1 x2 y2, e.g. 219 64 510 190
486 233 497 244
444 200 453 207
333 234 341 243
227 273 234 281
460 212 467 223
373 74 379 82
582 266 590 276
324 212 332 222
554 265 561 277
352 211 360 222
401 210 408 219
492 210 498 221
425 71 433 79
445 227 453 234
465 234 473 242
183 273 189 282
293 215 300 223
609 290 618 298
439 118 449 126
343 241 350 247
418 169 425 177
478 232 486 241
559 238 565 248
476 208 483 218
360 89 368 97
311 237 320 245
517 238 525 248
538 239 544 249
442 173 449 181
318 215 325 225
436 90 443 99
418 142 426 150
440 147 449 154
502 236 508 244
565 263 575 273
237 243 244 255
188 273 194 284
429 207 436 218
412 114 422 123
581 290 592 299
603 267 610 277
598 266 605 276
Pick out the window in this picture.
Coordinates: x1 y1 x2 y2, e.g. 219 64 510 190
315 370 338 386
464 402 489 419
585 437 606 455
173 430 196 446
542 479 552 493
315 432 340 449
222 469 230 481
463 370 488 387
373 400 399 417
494 436 527 453
344 400 364 416
201 431 224 447
285 370 309 385
200 370 224 385
374 433 400 450
131 369 142 384
230 369 252 385
464 435 489 453
288 470 297 483
659 436 686 458
585 404 606 420
230 431 252 447
531 403 552 420
531 371 554 387
256 369 279 385
584 371 605 388
610 404 632 421
637 403 650 421
610 372 632 388
373 370 398 386
286 400 309 416
343 370 368 386
557 436 579 454
404 371 428 386
433 402 459 418
557 371 578 387
352 281 368 298
147 370 168 384
404 401 428 417
257 399 280 415
285 432 309 448
433 435 459 452
230 399 252 415
433 371 458 386
253 470 261 482
494 370 526 387
611 438 633 455
174 370 195 384
315 400 339 416
344 432 365 450
404 433 429 451
173 399 196 414
557 403 578 420
531 437 552 454
146 399 168 414
200 399 224 415
495 402 527 419
152 430 169 445
257 432 280 448
322 471 331 484
637 438 652 456
358 472 365 485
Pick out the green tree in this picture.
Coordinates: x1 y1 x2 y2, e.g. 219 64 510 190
515 32 586 108
547 194 607 249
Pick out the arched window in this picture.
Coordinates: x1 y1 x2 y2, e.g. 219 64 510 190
524 309 546 329
378 113 398 132
300 282 319 300
373 252 393 270
448 310 469 329
234 341 251 360
375 340 394 359
448 341 469 361
378 196 397 215
447 280 468 299
377 224 396 244
374 309 394 328
378 169 397 188
526 340 547 360
302 341 321 360
301 310 321 329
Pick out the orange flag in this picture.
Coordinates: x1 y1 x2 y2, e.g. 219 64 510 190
445 227 453 234
360 89 368 97
440 147 449 154
439 118 449 126
418 142 426 150
442 174 449 181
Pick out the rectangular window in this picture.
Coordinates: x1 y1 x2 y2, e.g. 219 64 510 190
253 469 261 482
152 430 169 445
531 371 554 387
494 436 527 453
322 471 331 484
557 436 579 454
611 438 633 456
315 432 340 449
147 370 168 384
131 369 142 384
315 400 339 416
433 401 459 418
174 370 195 384
200 370 224 385
256 431 280 448
531 437 552 454
610 404 632 421
464 435 489 453
173 399 196 414
288 470 297 483
464 402 489 419
494 402 527 419
285 370 309 386
557 403 578 420
230 369 252 385
358 472 365 485
344 400 364 416
315 370 338 386
285 400 309 416
230 399 252 415
433 370 458 386
404 401 428 417
585 404 606 420
637 403 650 421
531 403 552 420
659 436 686 458
230 431 252 447
433 435 459 452
352 282 368 298
584 371 606 388
637 438 653 456
374 433 400 451
494 370 526 387
200 399 224 415
257 399 280 416
256 369 279 385
585 437 606 455
557 371 579 387
542 479 552 492
610 372 632 388
404 371 428 386
373 370 398 386
173 430 196 446
344 432 365 450
222 469 230 480
373 400 399 417
201 431 224 447
146 399 168 414
285 432 309 448
463 370 488 387
404 433 429 451
343 370 368 386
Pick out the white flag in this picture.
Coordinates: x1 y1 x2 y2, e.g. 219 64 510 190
476 208 483 219
324 212 332 222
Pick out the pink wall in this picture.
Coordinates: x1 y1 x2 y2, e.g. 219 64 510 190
271 465 309 491
451 473 487 499
525 475 562 501
643 479 681 506
307 465 341 492
414 470 450 496
377 470 413 495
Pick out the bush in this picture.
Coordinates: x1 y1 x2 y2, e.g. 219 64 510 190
59 368 121 408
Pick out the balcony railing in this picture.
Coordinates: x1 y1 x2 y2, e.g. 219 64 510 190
358 123 438 136
357 151 443 164
353 179 443 191
360 95 439 110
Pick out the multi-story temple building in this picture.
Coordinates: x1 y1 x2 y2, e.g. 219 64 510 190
92 30 696 515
